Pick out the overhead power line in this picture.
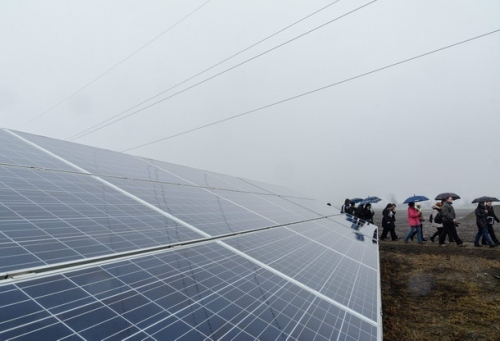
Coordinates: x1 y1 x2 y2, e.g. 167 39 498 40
67 0 377 141
122 29 500 153
67 0 344 141
18 0 213 130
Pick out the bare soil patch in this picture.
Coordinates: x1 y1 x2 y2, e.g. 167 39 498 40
376 208 500 340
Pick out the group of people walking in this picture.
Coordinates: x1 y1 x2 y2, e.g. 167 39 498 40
341 199 375 223
410 196 499 247
341 196 500 247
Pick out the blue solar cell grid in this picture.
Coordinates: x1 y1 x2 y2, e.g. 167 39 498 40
144 158 273 194
101 177 279 236
0 128 382 340
0 240 378 341
0 165 204 273
0 130 77 171
225 222 379 322
14 130 193 186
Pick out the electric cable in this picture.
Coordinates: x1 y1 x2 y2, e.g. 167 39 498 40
121 29 500 152
66 0 344 141
67 0 377 141
18 0 213 130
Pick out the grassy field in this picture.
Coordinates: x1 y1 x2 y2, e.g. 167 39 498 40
375 207 500 340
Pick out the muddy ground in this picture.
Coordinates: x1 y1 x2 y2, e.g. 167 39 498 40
374 208 500 341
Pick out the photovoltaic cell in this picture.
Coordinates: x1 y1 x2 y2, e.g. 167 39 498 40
241 177 309 198
144 158 273 194
0 128 381 340
208 189 319 225
101 177 279 236
14 130 192 186
224 222 379 321
0 130 76 172
0 240 378 340
0 165 203 273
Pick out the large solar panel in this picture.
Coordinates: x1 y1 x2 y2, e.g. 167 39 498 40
0 128 382 340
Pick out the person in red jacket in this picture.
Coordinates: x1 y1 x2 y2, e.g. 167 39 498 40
404 202 423 244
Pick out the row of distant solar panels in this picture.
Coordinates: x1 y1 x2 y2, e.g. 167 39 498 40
0 129 331 274
0 129 381 340
1 222 379 341
1 129 305 197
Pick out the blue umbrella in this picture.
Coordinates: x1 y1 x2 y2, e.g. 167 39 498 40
350 197 363 204
403 195 429 204
359 196 381 204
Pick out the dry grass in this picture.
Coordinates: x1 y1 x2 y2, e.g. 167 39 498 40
375 207 500 340
380 243 500 340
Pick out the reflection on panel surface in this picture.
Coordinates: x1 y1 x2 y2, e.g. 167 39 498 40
0 130 76 171
225 222 379 322
15 130 192 185
102 178 279 236
0 129 381 340
0 165 203 273
0 240 377 341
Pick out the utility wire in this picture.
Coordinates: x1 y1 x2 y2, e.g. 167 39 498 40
68 0 377 142
122 29 500 152
67 0 346 141
67 0 344 141
18 0 213 130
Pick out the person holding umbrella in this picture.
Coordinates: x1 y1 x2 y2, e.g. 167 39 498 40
403 195 429 242
438 196 464 246
403 202 423 244
474 202 496 247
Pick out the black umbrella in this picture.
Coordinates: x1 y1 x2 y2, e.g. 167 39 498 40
403 195 429 204
350 198 363 204
471 196 500 203
435 192 460 200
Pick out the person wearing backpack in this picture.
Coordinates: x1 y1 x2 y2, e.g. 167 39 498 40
429 202 443 242
430 201 456 243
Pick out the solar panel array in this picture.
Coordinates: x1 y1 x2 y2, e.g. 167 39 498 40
0 129 382 340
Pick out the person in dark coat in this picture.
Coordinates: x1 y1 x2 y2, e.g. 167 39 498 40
482 201 500 245
364 203 375 223
341 199 351 214
380 203 398 240
474 202 496 247
346 202 356 215
438 196 463 246
354 204 365 218
430 201 455 243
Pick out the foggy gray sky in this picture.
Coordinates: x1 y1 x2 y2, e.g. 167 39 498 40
1 0 499 209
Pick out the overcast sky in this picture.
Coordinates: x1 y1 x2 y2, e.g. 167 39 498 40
1 0 499 209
